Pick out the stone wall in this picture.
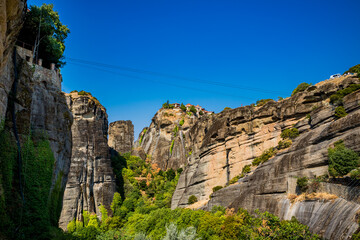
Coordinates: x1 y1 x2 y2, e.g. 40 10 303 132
108 120 134 154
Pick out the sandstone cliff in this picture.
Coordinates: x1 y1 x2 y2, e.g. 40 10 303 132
59 91 116 230
108 120 134 154
135 104 211 170
168 76 360 238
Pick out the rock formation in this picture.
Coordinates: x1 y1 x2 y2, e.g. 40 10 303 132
134 104 212 170
59 91 116 230
108 120 134 154
168 75 360 238
0 0 26 120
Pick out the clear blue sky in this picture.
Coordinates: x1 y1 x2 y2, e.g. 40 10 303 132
29 0 360 138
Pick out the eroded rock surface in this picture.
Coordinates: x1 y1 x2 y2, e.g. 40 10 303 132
135 104 211 170
108 120 134 154
168 76 360 238
0 0 26 120
59 92 116 230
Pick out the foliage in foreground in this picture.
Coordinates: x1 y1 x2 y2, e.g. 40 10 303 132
66 153 321 240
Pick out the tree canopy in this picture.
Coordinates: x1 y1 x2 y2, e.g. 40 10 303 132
18 4 70 68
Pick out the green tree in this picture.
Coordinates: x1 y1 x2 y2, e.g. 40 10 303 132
344 64 360 76
180 103 186 112
18 4 70 68
328 140 359 177
189 105 197 114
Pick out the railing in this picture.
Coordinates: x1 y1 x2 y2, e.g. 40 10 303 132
15 40 34 52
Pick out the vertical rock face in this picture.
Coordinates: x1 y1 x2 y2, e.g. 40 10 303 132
59 92 116 230
108 120 134 154
169 76 360 238
0 49 72 228
0 0 26 120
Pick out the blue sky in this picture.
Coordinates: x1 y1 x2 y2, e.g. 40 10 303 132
29 0 360 138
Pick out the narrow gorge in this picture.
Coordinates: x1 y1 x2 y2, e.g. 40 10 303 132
1 1 360 240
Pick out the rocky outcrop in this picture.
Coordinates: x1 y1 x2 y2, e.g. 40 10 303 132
59 92 116 230
108 120 134 154
135 105 211 170
0 47 72 231
0 0 26 120
169 76 360 238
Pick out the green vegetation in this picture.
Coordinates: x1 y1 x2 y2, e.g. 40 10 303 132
229 175 240 184
139 129 147 145
241 164 251 175
278 139 292 150
344 64 360 76
252 147 278 166
63 151 320 239
180 103 186 112
186 112 193 117
330 84 360 106
212 186 223 192
188 195 198 204
328 140 359 177
223 107 232 111
173 125 179 137
179 118 184 126
292 83 312 96
256 99 274 107
199 111 204 115
18 4 70 68
0 125 65 239
297 177 309 193
78 90 91 96
162 101 174 109
170 140 175 154
189 105 197 114
350 168 360 179
334 106 348 119
280 128 299 140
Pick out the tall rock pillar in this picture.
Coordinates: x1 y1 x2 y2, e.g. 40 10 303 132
108 120 134 154
59 92 116 230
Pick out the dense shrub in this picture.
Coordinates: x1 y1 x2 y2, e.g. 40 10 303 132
163 101 174 109
179 119 184 126
256 99 274 107
188 195 198 204
344 64 360 75
223 107 232 111
297 177 309 193
334 106 347 118
281 128 299 140
229 175 240 184
292 83 312 96
328 140 359 177
212 186 223 192
252 147 278 166
330 84 360 105
78 90 91 96
189 105 197 114
242 164 251 174
278 139 292 149
350 169 360 179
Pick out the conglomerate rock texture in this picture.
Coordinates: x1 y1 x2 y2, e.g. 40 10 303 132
134 106 210 170
108 120 134 154
166 76 360 239
59 92 116 230
0 0 26 120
